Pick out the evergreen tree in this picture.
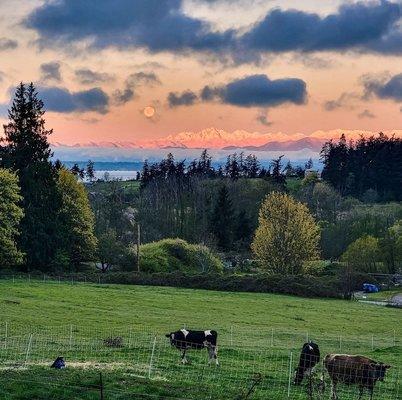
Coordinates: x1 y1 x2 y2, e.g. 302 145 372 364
234 209 253 249
71 163 85 179
210 185 234 250
305 158 313 169
1 83 62 269
270 156 286 188
244 154 260 178
284 161 294 177
86 160 95 182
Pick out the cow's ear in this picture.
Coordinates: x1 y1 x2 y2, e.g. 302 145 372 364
384 365 391 369
165 333 170 338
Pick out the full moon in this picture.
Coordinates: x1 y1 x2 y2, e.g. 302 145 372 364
143 106 155 118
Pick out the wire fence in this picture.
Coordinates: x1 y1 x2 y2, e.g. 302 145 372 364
0 323 400 399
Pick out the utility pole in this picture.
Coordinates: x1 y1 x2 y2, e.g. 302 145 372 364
137 223 141 272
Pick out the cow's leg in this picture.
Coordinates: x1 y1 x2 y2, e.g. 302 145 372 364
330 382 338 400
357 386 364 400
213 345 219 366
368 386 374 400
207 346 214 365
181 349 187 364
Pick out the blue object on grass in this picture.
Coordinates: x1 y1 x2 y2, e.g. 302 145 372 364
363 283 379 293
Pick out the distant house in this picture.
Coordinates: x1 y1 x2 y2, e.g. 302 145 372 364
304 169 321 179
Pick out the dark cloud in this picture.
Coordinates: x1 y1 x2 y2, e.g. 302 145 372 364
0 37 18 51
200 85 222 101
114 87 135 105
170 74 307 108
363 73 402 101
358 109 376 119
114 71 161 105
324 92 359 111
75 68 114 84
215 74 307 107
40 62 62 82
25 0 233 53
24 0 402 62
40 86 109 114
126 72 161 87
168 90 198 107
241 1 402 55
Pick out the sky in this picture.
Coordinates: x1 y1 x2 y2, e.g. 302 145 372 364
0 0 402 145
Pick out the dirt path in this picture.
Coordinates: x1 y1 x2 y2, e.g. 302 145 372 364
390 294 402 306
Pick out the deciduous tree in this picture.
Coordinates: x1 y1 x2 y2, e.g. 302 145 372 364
57 169 97 268
0 169 24 266
252 192 320 274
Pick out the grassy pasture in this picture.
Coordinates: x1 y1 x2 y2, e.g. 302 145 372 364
0 280 400 399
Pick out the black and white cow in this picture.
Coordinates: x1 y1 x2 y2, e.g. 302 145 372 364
294 341 320 385
165 329 219 365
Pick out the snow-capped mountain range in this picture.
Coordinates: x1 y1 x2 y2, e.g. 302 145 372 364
51 127 402 151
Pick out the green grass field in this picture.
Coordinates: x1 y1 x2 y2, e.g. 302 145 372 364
0 280 400 399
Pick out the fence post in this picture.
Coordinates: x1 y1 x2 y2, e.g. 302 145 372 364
287 351 293 398
339 336 342 352
306 332 309 342
69 325 73 351
25 334 33 365
28 274 31 283
393 330 396 347
12 275 14 284
99 372 104 400
148 335 157 379
4 321 8 349
371 335 374 351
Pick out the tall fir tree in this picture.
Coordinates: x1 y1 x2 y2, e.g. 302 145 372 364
210 185 234 250
1 83 62 269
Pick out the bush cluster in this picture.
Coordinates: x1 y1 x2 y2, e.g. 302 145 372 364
139 238 223 273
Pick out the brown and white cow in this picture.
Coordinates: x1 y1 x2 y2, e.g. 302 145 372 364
323 354 391 400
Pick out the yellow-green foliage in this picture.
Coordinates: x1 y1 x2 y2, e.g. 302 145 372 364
0 169 24 266
57 169 97 266
139 238 223 273
252 192 320 274
341 235 381 272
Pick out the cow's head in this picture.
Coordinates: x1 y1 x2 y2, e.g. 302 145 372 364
370 363 391 381
165 332 175 346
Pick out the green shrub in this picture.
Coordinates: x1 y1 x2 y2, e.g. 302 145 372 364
139 238 223 273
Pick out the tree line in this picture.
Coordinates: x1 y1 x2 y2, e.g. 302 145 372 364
0 83 97 270
0 84 401 278
321 133 402 202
